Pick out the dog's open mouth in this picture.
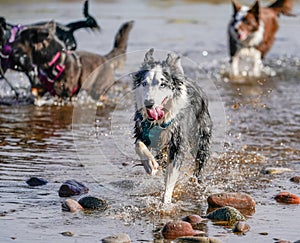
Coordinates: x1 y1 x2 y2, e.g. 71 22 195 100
146 106 164 120
146 97 168 121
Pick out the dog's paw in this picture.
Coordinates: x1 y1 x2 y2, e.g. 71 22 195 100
142 158 159 176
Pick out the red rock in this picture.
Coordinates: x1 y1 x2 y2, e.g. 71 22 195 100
275 192 300 204
181 214 205 225
162 220 205 240
207 192 256 209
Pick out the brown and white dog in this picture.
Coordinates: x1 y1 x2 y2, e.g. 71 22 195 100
11 20 133 99
228 0 294 77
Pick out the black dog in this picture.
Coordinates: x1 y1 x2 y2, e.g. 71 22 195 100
133 49 212 203
0 0 99 88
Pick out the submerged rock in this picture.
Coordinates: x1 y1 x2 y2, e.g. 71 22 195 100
181 214 205 225
274 192 300 204
207 192 256 209
26 177 48 186
263 167 292 175
162 220 205 240
232 221 250 233
206 206 245 223
61 199 83 213
290 176 300 183
174 236 223 243
101 233 131 243
78 196 108 210
58 179 89 197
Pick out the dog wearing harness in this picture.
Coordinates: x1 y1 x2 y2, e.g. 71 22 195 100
133 49 212 203
0 0 100 91
11 20 134 99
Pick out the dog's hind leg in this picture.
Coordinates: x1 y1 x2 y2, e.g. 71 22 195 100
135 140 159 176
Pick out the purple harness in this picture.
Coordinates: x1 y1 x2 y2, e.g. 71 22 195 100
1 25 26 70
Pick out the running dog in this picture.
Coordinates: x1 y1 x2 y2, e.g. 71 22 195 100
228 0 294 77
0 0 99 87
133 49 212 203
11 20 133 98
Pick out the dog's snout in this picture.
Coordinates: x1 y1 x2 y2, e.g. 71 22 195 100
144 99 155 108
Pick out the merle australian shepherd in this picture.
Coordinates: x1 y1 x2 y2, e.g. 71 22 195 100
133 49 212 203
228 0 294 77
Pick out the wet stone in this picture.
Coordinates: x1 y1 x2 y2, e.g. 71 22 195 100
274 192 300 204
290 176 300 183
207 192 256 209
26 177 48 186
232 221 250 233
182 214 205 225
101 233 131 243
61 199 83 212
162 220 205 240
78 196 108 210
174 236 223 243
58 179 89 197
206 206 246 224
263 167 293 175
60 231 74 237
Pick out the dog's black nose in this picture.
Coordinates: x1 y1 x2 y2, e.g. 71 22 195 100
144 99 155 108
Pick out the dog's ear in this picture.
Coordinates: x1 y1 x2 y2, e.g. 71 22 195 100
166 53 184 76
249 0 260 20
144 48 154 64
232 0 241 14
45 20 57 36
0 17 7 30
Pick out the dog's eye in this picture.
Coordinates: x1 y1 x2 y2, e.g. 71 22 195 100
160 83 166 88
142 81 147 87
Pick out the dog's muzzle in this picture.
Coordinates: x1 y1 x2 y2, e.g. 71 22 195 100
144 98 168 121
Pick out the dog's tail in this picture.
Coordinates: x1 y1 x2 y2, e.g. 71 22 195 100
105 21 134 70
268 0 295 16
66 0 100 32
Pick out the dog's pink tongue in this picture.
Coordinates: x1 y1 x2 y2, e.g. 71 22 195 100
147 107 164 120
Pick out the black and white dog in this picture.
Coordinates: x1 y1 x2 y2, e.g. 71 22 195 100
133 49 212 203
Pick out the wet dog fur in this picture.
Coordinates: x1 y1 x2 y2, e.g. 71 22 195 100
133 49 212 203
11 20 133 98
228 0 294 77
0 0 99 87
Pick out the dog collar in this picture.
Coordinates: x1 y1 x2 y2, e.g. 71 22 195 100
141 118 174 146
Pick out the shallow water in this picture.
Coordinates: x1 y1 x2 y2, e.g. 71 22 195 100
1 0 300 242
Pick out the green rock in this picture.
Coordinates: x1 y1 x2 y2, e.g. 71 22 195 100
78 196 108 211
206 206 245 223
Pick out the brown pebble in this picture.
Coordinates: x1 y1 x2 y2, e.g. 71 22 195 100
181 214 205 225
62 199 83 212
207 192 256 209
290 176 300 183
232 221 250 233
275 192 300 204
162 220 205 240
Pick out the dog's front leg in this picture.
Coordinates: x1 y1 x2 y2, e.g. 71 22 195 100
162 159 181 204
231 54 240 77
251 47 262 77
135 140 159 176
